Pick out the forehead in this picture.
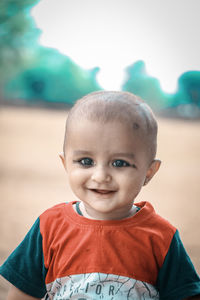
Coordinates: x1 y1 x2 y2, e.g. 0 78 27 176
67 101 154 141
66 119 147 156
67 91 156 133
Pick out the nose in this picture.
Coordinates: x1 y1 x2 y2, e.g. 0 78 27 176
91 165 111 183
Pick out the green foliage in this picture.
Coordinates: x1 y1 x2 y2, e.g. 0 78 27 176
1 0 101 105
174 71 200 107
2 0 200 114
5 47 102 104
122 61 173 111
0 0 40 85
122 61 200 117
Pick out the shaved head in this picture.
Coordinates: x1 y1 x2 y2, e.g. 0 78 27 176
63 91 158 161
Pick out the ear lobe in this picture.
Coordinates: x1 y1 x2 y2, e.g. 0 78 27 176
144 159 161 186
59 153 67 170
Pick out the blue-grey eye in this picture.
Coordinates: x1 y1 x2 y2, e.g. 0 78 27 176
112 160 130 168
79 158 94 166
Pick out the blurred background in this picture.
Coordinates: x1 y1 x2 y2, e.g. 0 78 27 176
0 0 200 298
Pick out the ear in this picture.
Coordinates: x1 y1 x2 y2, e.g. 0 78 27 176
143 159 161 186
59 153 67 170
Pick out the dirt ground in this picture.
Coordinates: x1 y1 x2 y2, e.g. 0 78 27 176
0 106 200 299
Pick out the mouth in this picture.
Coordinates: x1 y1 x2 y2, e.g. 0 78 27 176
90 189 116 195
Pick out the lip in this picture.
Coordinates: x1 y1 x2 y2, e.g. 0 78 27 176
93 189 114 194
88 188 116 195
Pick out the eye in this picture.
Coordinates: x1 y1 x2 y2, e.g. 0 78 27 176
112 159 130 168
77 157 94 167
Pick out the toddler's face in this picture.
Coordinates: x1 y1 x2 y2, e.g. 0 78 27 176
63 119 159 220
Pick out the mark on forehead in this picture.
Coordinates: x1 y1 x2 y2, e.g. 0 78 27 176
133 122 140 129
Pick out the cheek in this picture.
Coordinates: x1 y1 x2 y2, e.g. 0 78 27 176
68 168 88 187
67 171 84 199
120 173 145 195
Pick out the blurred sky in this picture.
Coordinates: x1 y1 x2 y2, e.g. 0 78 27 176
31 0 200 93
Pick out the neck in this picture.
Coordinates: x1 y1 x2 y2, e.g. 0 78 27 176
79 202 138 221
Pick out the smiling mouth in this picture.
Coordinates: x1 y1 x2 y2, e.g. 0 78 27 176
90 189 115 195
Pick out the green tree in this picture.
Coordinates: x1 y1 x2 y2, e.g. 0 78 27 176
174 71 200 107
0 0 40 101
122 61 173 111
5 47 102 105
1 1 102 105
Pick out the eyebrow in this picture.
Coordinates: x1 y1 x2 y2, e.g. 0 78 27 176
112 153 135 159
73 150 135 159
73 150 93 155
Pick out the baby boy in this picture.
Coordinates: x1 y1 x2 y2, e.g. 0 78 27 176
1 91 200 300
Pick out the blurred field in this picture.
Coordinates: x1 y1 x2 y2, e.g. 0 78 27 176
0 106 200 299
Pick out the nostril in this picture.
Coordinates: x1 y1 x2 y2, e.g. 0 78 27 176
91 171 111 183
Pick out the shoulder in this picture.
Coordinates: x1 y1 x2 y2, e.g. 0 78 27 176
40 202 69 218
135 201 177 265
39 202 72 234
157 229 200 298
136 201 176 234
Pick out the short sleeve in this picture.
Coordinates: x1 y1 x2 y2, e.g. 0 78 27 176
0 218 47 298
157 230 200 300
